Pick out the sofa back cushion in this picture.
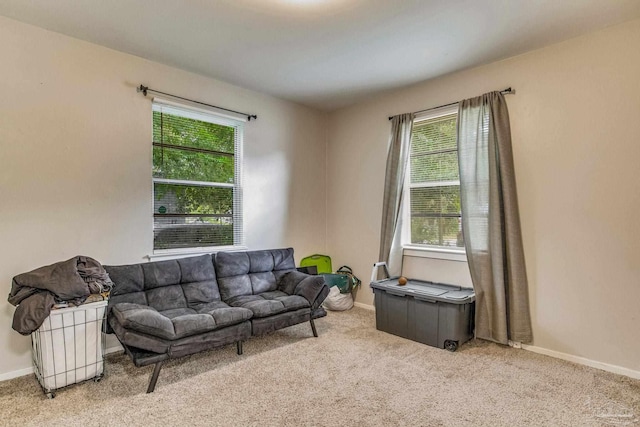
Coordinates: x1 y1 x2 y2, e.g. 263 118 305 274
106 254 220 313
214 248 296 301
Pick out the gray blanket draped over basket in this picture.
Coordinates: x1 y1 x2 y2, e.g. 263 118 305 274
8 256 113 335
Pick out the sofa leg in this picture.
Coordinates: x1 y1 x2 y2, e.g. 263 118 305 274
237 341 243 355
310 318 318 337
147 361 164 393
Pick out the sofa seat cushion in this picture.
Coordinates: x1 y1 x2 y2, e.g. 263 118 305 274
193 301 254 329
109 316 251 356
111 302 253 341
226 291 310 318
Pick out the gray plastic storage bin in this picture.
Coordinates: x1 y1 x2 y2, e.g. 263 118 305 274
371 269 475 351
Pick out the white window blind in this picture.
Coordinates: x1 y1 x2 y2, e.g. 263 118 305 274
409 110 464 249
152 100 243 251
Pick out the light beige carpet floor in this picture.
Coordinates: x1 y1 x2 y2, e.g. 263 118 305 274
0 307 638 426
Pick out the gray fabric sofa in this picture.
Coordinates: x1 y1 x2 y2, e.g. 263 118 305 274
105 248 329 393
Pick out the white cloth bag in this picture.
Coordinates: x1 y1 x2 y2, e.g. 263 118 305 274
323 286 353 311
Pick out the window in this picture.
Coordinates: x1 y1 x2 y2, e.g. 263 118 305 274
152 100 243 251
407 106 464 250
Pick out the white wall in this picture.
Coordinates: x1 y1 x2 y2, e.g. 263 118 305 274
0 16 327 377
327 19 640 372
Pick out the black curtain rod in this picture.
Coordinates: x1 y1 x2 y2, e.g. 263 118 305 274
388 87 515 120
137 85 257 121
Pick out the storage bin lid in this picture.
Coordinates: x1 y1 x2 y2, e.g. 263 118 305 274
370 278 475 304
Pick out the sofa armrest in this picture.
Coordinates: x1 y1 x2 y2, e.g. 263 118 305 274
111 303 176 340
294 275 329 310
278 271 329 310
277 271 308 294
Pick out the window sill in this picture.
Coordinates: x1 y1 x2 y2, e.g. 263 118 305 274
148 245 248 261
403 245 467 262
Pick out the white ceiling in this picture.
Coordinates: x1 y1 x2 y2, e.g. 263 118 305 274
1 0 640 111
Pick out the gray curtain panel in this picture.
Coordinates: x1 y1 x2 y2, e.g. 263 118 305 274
378 113 414 277
457 92 532 344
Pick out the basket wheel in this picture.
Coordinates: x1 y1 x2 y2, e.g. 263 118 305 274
444 340 459 352
46 392 55 399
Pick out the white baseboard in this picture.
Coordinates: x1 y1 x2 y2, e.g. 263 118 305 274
0 366 34 382
106 345 123 355
353 301 375 311
521 344 640 380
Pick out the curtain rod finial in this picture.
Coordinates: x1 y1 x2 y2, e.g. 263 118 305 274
137 85 148 96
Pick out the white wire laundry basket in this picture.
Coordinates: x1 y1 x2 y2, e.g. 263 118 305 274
31 300 107 398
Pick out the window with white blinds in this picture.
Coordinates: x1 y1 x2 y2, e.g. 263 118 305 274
152 100 243 251
408 107 464 249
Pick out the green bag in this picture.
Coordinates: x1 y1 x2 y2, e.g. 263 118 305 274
322 273 351 293
300 254 332 274
323 266 362 294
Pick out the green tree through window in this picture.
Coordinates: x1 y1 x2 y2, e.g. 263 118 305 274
409 112 463 248
152 103 242 250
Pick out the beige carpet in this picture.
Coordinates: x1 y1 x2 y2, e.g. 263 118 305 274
0 307 638 426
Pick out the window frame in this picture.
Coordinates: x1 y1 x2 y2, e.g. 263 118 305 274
403 104 466 260
150 98 245 256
